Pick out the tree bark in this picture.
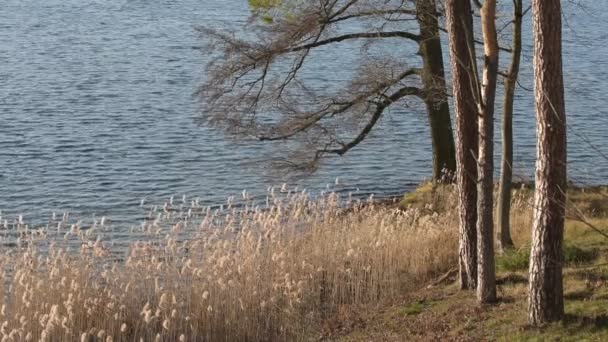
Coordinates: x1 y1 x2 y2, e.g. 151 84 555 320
476 0 498 304
528 0 567 325
445 0 478 290
416 0 457 183
497 0 523 253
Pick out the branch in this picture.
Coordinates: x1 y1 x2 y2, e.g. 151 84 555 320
286 31 420 53
328 9 417 23
317 86 422 157
257 68 421 141
327 0 359 20
438 26 512 53
497 5 531 34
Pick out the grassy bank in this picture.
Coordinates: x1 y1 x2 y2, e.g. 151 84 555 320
339 184 608 341
0 185 606 341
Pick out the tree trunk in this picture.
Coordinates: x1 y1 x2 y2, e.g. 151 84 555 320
528 0 567 325
497 0 523 253
445 0 478 290
476 0 498 304
416 0 457 183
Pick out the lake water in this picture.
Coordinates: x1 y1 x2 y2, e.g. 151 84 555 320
1 0 607 228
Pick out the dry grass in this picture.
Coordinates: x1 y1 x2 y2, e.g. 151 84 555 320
0 189 457 341
334 184 608 341
1 184 604 341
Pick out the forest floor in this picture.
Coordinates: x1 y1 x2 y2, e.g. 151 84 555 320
323 184 608 341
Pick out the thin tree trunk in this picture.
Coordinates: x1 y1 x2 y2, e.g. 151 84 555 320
497 0 523 252
528 0 567 325
476 0 498 304
416 0 457 183
445 0 478 290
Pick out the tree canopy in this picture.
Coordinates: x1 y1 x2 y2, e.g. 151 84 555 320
197 0 446 171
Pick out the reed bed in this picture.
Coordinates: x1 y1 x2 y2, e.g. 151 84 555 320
0 188 458 341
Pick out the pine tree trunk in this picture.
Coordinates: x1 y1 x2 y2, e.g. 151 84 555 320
416 0 457 183
497 0 523 253
477 0 498 304
445 0 478 290
528 0 567 325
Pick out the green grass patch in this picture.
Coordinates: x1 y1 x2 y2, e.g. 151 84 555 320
568 186 608 217
497 248 530 272
497 244 599 272
399 301 426 316
399 182 456 213
248 0 282 9
564 244 600 265
400 182 435 209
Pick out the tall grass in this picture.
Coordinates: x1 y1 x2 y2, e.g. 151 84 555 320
0 189 457 341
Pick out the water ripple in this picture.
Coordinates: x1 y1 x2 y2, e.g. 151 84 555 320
0 0 606 231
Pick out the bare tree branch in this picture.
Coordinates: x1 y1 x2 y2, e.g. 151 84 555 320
329 8 418 23
197 0 439 169
441 27 513 53
257 67 421 141
316 86 422 158
287 31 420 53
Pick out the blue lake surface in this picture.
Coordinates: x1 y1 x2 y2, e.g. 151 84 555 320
1 0 606 228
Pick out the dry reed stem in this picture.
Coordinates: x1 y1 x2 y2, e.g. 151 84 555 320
0 189 458 341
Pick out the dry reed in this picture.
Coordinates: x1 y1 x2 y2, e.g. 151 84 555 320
0 188 458 341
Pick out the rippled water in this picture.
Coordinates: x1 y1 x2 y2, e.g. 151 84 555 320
1 0 606 227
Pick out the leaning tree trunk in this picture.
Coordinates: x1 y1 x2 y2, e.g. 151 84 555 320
497 0 523 252
416 0 457 183
528 0 567 325
445 0 478 290
476 0 499 304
